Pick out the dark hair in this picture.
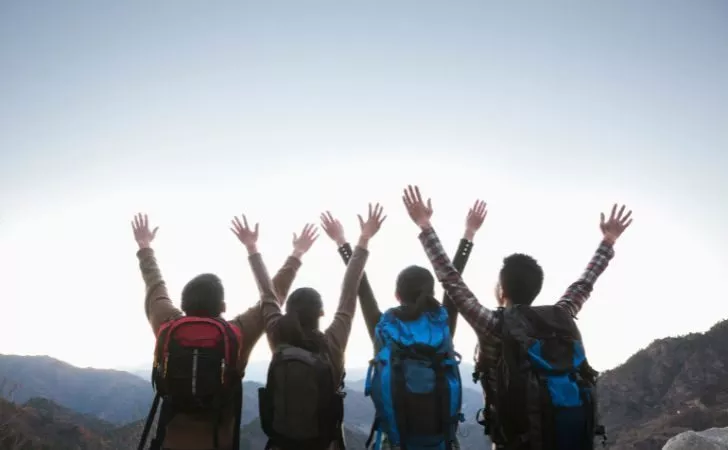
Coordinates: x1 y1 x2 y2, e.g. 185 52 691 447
499 253 544 306
278 287 325 351
181 273 225 317
395 265 440 320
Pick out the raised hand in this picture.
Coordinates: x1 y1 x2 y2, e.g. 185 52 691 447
402 185 433 229
230 214 260 253
320 211 346 246
131 213 158 249
357 203 386 244
465 199 488 241
292 223 319 258
600 204 633 244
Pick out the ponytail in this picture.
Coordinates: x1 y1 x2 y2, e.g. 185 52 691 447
398 290 440 321
279 310 306 347
279 309 325 352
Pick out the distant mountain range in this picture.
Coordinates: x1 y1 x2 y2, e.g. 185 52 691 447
1 318 727 449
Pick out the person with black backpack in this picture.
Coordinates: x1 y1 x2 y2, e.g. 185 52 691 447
241 202 386 450
317 201 488 450
132 213 317 450
402 185 633 450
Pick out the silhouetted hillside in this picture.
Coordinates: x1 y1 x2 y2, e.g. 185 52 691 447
0 354 152 424
599 319 728 450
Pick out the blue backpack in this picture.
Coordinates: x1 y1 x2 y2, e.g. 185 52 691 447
364 306 463 450
482 305 607 450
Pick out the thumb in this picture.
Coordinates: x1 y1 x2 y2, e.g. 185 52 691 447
357 214 364 228
426 198 432 210
254 223 260 235
600 212 606 225
152 226 159 237
292 232 298 243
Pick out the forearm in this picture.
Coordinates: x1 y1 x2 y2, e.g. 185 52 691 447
445 238 474 335
556 239 615 316
338 243 380 340
247 251 284 342
418 226 498 337
137 248 182 334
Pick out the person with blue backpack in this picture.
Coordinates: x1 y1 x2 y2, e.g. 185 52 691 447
318 202 488 450
403 184 633 450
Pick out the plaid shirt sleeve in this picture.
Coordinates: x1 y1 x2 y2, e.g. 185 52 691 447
555 239 616 317
419 227 499 337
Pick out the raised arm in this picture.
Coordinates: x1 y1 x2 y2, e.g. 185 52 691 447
403 186 500 337
321 211 382 341
229 217 316 355
446 200 487 336
324 203 385 354
555 204 632 317
132 213 182 335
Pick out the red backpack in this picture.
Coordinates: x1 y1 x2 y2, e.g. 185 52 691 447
138 317 243 450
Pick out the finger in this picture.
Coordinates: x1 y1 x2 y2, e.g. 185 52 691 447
617 204 626 220
407 185 417 204
320 213 328 225
131 221 136 233
357 214 364 228
293 232 298 242
402 195 410 209
427 198 432 211
242 215 250 230
402 189 412 206
233 217 243 231
143 214 149 230
326 211 335 222
379 215 388 226
623 218 633 228
621 210 633 224
610 204 617 222
368 202 373 219
414 186 423 204
600 212 606 226
374 203 382 218
254 223 259 235
467 208 474 219
311 232 320 242
151 226 159 238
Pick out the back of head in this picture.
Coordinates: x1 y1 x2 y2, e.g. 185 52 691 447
395 265 440 320
279 287 325 351
181 273 225 317
499 253 544 306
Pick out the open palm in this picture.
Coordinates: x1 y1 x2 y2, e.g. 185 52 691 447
600 204 633 243
131 213 158 249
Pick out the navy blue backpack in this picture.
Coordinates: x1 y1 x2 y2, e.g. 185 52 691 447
364 305 463 450
483 305 606 450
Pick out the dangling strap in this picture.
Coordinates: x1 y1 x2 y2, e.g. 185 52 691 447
232 380 243 450
149 400 175 450
137 393 161 450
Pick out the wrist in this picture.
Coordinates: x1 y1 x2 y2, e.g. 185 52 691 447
463 229 475 241
245 244 259 255
137 241 152 250
418 221 432 230
357 235 370 249
335 238 347 247
291 249 304 259
603 235 617 245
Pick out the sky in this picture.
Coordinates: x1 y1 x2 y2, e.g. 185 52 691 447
1 0 727 374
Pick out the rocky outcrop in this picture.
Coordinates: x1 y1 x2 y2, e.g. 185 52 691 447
662 427 728 450
598 319 728 449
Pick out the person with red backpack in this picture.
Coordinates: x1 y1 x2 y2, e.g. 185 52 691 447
131 213 318 450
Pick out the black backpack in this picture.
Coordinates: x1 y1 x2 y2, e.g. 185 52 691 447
258 344 345 450
474 305 607 450
138 317 243 450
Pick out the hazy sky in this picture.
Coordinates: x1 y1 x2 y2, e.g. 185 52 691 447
1 0 727 373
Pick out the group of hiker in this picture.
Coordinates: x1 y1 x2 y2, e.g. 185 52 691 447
132 184 633 450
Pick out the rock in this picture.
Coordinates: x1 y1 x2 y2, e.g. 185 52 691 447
662 427 728 450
